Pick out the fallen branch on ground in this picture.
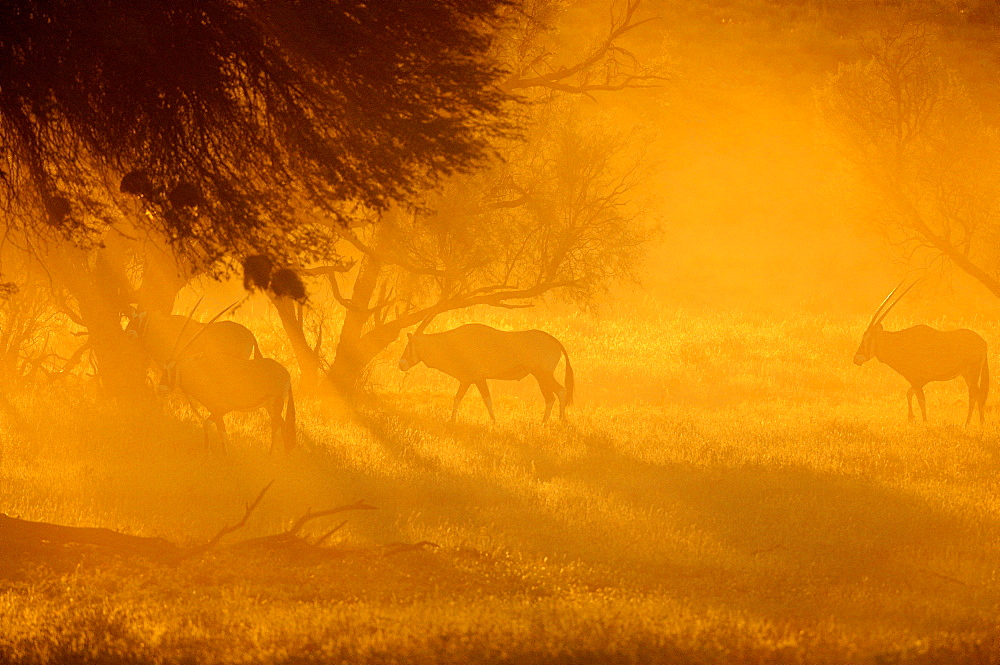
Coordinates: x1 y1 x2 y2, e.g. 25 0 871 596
232 500 378 552
0 513 179 560
0 486 381 575
178 480 275 560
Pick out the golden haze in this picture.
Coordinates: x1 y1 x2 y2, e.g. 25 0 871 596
4 2 1000 664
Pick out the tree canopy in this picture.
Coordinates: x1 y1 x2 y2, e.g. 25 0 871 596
293 2 665 394
0 0 513 265
816 24 1000 297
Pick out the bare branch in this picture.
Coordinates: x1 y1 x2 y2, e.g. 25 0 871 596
301 261 356 277
312 322 323 356
184 481 274 558
315 267 380 315
52 296 85 326
381 541 439 556
57 339 91 376
502 0 666 94
363 280 578 346
475 193 531 212
342 229 457 278
285 500 378 538
0 512 179 560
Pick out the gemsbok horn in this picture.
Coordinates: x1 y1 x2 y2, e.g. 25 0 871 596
126 300 260 367
854 280 989 424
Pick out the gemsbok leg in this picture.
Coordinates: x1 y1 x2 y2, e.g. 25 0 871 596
914 386 927 422
980 358 990 425
556 384 568 422
964 376 978 426
208 412 228 452
176 396 209 450
549 374 568 423
266 398 284 453
475 381 496 421
533 371 560 423
541 389 555 423
451 382 471 421
906 387 929 422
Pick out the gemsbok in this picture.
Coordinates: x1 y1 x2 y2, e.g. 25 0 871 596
127 307 259 366
158 306 295 452
160 354 296 453
398 323 574 423
854 281 989 424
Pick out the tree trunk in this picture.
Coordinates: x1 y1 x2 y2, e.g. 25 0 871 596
131 235 189 315
271 295 332 394
49 245 148 397
0 315 26 385
329 252 383 397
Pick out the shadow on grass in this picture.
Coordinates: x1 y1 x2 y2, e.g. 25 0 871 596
338 402 1000 621
8 389 1000 644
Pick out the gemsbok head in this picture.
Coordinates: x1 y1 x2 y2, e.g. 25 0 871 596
855 280 988 424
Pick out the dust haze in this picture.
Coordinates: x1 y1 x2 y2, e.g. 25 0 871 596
3 1 1000 663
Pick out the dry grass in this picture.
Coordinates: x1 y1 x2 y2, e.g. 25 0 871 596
2 304 1000 664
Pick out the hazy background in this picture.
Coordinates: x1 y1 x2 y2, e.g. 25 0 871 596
596 0 1000 321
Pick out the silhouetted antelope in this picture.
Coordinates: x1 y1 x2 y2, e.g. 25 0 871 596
399 323 574 423
160 354 296 452
158 305 295 452
854 281 989 424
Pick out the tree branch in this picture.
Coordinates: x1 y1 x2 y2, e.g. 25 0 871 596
301 261 356 277
894 192 1000 298
57 339 91 377
359 280 578 348
181 481 274 559
341 229 457 278
284 500 377 538
313 521 349 546
0 512 179 560
229 500 378 552
502 1 665 93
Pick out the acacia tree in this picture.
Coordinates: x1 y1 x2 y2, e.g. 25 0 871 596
815 23 1000 295
294 0 665 395
0 0 514 394
315 107 654 392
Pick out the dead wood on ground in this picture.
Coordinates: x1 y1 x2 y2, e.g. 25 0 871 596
0 484 388 577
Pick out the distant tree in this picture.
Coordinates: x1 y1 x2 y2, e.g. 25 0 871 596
815 23 1000 296
967 0 1000 26
0 0 515 394
320 105 654 393
286 0 666 395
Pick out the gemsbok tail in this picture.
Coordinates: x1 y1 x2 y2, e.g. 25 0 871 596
284 388 297 451
561 343 574 407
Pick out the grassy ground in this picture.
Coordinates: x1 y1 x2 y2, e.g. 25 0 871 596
2 305 1000 664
